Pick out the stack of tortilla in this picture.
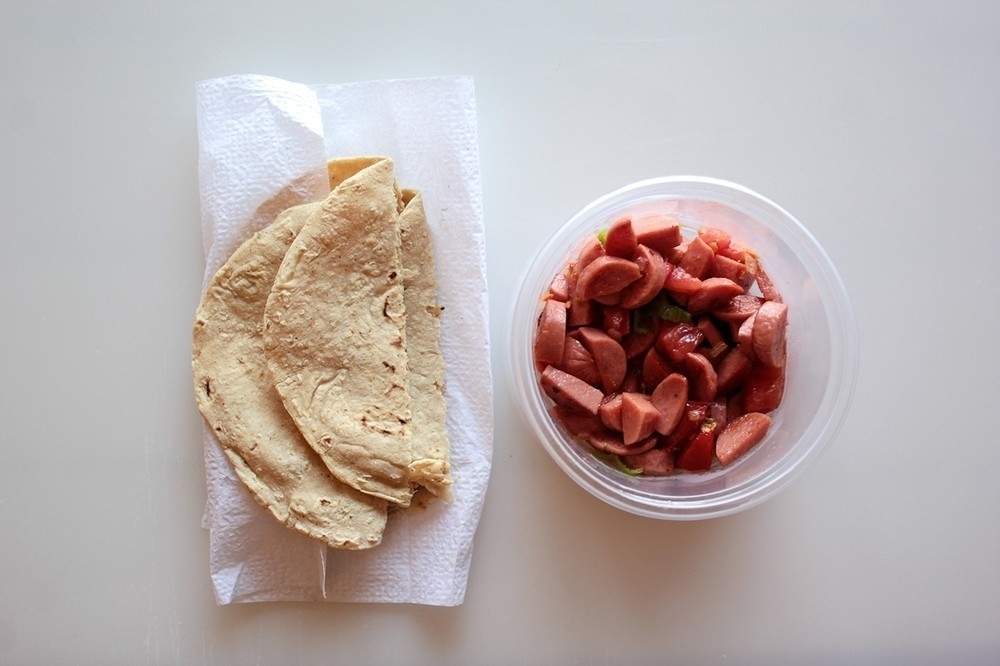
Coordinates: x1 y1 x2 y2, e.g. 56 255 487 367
191 156 451 550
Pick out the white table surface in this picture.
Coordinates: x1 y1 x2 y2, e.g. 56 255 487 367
2 2 998 664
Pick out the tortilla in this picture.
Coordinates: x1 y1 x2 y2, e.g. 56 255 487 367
398 189 452 500
263 157 416 506
191 201 388 550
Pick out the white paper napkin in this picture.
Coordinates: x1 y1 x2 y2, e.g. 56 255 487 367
194 74 493 606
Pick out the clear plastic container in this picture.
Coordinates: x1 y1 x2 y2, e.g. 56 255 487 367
509 176 859 520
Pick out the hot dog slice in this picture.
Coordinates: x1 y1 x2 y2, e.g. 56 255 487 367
621 392 661 445
559 336 599 387
633 215 683 256
642 347 673 392
622 446 675 476
576 326 627 394
712 294 763 324
716 412 772 466
650 373 688 435
534 299 567 366
589 431 657 457
682 352 718 402
576 256 642 301
603 216 637 258
716 346 753 396
598 393 623 431
620 245 669 309
541 365 603 415
752 300 788 368
679 234 715 279
686 277 745 314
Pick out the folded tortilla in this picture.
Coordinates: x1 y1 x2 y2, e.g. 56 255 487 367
191 200 389 550
263 157 416 506
399 189 452 500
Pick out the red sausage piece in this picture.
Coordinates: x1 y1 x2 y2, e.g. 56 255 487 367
633 215 683 256
534 299 567 366
712 294 763 324
541 365 603 415
683 352 718 403
716 346 753 396
576 256 642 301
686 277 746 314
716 412 772 466
679 234 715 279
576 236 605 272
576 326 628 394
598 393 623 431
752 301 789 368
650 373 688 435
642 347 673 392
603 216 638 258
621 392 661 445
620 245 669 309
622 446 675 476
558 336 599 387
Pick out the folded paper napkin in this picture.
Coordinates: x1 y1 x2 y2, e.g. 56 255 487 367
194 74 493 606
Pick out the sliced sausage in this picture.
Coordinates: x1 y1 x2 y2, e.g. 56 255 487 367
558 336 599 387
686 277 746 314
679 234 715 279
576 236 605 272
619 245 669 309
697 226 731 249
549 405 604 439
598 393 623 431
576 326 628 393
621 446 675 476
754 263 783 303
663 264 702 296
603 216 637 258
737 310 758 360
590 431 657 457
642 347 673 392
548 268 572 302
682 352 718 402
650 373 688 435
712 253 752 289
534 299 567 366
752 300 788 368
716 412 772 466
575 255 642 301
712 294 763 324
633 215 682 256
540 365 603 415
621 392 662 445
716 346 753 396
567 295 598 327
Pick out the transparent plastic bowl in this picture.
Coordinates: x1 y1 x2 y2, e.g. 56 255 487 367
509 176 859 520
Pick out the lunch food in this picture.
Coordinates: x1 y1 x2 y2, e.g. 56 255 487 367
533 215 787 475
192 156 450 548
